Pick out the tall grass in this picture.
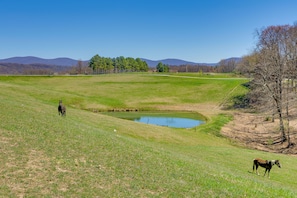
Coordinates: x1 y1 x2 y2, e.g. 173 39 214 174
0 74 296 197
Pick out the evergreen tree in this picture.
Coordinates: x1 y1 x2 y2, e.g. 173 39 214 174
156 62 169 72
89 54 149 73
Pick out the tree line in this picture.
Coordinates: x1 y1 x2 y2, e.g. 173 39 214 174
89 54 149 74
154 62 209 73
155 60 238 73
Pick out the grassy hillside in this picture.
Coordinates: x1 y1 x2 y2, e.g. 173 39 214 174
0 74 296 197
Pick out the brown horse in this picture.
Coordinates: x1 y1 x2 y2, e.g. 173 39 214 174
58 100 66 116
253 158 281 178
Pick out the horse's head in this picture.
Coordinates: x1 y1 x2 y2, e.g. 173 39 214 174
275 160 281 168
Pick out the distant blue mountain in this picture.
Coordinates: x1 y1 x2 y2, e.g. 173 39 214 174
0 56 237 67
0 56 83 66
141 58 217 67
222 57 242 63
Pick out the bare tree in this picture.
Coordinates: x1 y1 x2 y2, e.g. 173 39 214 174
252 25 291 143
216 58 237 73
76 60 84 74
235 53 258 78
237 24 297 146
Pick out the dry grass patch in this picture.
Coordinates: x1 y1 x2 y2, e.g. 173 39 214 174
221 112 297 154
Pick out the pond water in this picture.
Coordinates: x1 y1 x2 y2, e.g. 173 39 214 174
134 116 204 128
102 111 205 128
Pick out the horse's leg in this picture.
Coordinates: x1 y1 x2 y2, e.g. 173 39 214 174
264 168 268 177
58 106 60 115
253 160 259 175
256 164 259 175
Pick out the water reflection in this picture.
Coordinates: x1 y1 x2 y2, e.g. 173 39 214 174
135 116 204 128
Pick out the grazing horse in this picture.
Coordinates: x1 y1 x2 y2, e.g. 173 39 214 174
58 100 66 116
253 158 281 178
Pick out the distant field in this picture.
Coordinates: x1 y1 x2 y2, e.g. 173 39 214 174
0 73 296 197
0 73 248 113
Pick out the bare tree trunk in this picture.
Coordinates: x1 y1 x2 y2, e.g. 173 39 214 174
286 79 291 147
276 103 286 142
286 107 291 147
277 74 286 142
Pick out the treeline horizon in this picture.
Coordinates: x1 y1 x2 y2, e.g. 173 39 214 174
88 54 149 73
0 55 239 75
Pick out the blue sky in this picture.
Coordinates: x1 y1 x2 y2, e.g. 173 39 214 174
1 0 296 63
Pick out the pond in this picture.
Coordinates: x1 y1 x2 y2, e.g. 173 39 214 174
134 116 204 128
102 111 205 128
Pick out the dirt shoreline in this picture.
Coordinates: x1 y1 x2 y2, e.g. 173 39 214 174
221 112 297 155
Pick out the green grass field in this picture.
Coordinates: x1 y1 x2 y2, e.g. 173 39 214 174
0 73 296 197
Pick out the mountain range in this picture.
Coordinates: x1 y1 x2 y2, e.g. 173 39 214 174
140 58 217 67
0 56 81 67
0 56 222 67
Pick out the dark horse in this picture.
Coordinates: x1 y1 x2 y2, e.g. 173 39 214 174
253 158 281 178
58 100 66 116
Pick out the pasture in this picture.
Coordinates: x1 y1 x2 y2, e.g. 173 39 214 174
0 73 296 197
